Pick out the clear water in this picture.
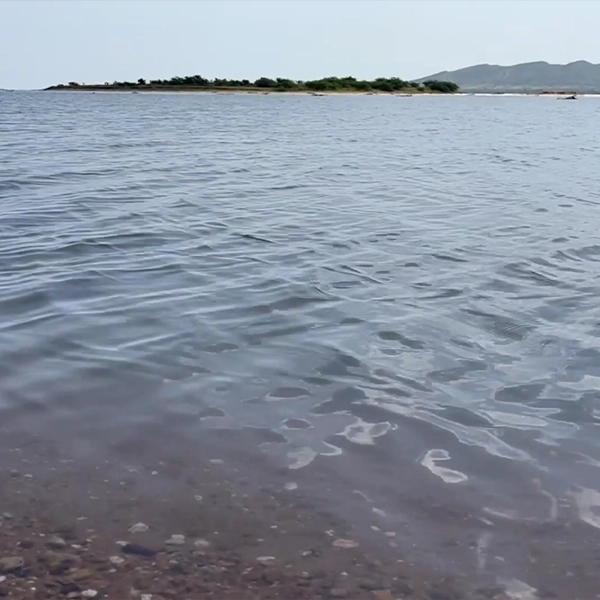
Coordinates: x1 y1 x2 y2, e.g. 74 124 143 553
2 91 600 593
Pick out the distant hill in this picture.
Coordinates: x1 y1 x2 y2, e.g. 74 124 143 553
416 60 600 93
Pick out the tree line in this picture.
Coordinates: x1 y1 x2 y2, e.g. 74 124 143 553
54 76 459 93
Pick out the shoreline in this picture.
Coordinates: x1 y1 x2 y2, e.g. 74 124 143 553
43 87 427 96
40 88 600 98
0 428 472 600
3 417 600 600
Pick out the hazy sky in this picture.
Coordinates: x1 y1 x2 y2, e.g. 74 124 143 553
1 0 598 89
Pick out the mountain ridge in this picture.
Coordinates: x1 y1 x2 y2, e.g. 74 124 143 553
416 60 600 92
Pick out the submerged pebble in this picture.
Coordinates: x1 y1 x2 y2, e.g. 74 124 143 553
166 534 185 546
332 539 359 549
46 536 67 550
0 556 24 573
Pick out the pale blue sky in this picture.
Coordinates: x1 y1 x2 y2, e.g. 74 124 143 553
1 0 598 89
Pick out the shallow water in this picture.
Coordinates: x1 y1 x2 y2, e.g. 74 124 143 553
2 91 600 592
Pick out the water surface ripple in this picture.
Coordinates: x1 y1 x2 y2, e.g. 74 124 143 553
2 91 600 589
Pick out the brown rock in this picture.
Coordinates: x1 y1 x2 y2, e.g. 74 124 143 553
42 552 82 575
19 539 35 549
0 556 24 574
71 568 94 582
330 589 349 598
372 591 394 600
0 585 8 597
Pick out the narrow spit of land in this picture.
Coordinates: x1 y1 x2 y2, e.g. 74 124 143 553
45 75 459 94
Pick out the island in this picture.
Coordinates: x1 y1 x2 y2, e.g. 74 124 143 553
45 75 459 94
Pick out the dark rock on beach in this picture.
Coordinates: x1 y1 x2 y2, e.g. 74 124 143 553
121 542 160 558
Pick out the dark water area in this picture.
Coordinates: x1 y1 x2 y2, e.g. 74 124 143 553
2 91 600 598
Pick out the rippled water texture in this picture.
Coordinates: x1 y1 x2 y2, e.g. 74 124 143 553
2 91 600 589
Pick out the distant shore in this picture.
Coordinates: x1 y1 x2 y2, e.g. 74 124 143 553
41 88 600 98
42 85 599 99
44 86 439 96
44 75 459 95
